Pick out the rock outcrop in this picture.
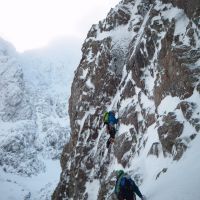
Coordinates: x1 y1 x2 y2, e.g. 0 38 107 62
53 0 200 199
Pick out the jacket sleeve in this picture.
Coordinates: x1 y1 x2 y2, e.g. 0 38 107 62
131 180 143 198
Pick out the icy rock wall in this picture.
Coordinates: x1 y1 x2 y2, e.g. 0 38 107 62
0 38 70 177
53 0 200 199
0 39 39 176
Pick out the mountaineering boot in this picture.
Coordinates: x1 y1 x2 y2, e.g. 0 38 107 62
110 138 114 144
106 139 110 148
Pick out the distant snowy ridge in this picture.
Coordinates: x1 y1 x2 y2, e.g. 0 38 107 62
53 0 200 199
0 37 81 199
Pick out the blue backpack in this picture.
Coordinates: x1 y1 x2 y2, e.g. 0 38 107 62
108 111 118 125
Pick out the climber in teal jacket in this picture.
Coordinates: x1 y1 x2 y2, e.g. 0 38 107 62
115 170 146 200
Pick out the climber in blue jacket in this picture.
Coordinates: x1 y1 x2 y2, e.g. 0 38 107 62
104 110 118 148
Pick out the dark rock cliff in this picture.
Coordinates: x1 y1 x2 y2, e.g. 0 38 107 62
53 0 200 199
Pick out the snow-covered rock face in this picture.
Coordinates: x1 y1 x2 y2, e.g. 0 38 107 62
0 38 70 175
53 0 200 199
0 39 38 176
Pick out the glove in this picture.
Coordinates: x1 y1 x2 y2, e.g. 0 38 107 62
141 195 147 200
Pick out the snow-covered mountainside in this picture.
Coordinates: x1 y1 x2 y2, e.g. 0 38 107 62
53 0 200 199
0 37 81 199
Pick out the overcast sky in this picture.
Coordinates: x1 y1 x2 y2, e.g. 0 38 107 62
0 0 120 52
